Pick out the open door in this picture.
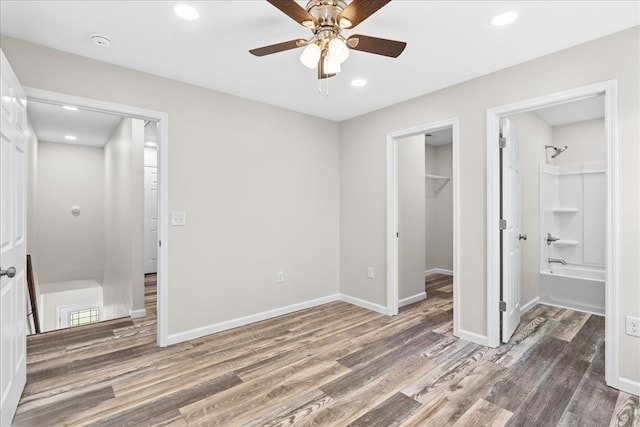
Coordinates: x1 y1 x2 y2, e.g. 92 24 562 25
500 118 522 343
0 50 27 425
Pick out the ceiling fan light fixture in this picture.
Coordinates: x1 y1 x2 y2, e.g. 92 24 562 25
338 17 352 29
324 55 341 74
300 43 321 68
328 37 349 63
302 19 315 28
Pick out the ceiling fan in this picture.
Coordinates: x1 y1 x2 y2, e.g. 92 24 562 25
250 0 407 79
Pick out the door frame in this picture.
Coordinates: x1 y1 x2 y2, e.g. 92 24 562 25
386 117 461 336
23 87 171 347
486 80 619 388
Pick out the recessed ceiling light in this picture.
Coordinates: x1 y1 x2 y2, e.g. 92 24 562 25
351 79 367 87
174 4 199 20
64 135 77 141
62 105 78 111
491 11 518 27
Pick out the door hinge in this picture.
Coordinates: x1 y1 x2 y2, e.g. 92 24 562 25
158 240 162 247
499 301 507 312
396 232 399 238
499 219 507 230
499 137 506 149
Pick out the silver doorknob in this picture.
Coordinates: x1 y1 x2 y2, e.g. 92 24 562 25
0 266 16 278
519 234 528 241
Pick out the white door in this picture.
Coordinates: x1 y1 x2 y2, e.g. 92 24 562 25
501 118 522 343
144 159 158 274
0 50 27 426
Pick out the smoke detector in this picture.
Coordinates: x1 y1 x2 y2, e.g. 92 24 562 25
89 33 112 48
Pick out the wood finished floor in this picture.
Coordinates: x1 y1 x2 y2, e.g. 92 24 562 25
13 274 639 426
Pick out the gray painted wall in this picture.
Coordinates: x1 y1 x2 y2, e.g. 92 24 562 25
338 27 639 382
398 134 426 301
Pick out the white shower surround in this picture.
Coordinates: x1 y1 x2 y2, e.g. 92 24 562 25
539 162 606 314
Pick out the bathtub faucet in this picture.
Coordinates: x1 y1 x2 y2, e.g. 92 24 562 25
547 258 567 265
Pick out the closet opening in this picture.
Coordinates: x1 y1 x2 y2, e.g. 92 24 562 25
386 118 462 339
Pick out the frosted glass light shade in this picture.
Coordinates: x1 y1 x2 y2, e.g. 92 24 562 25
328 38 349 63
300 43 321 68
324 55 341 74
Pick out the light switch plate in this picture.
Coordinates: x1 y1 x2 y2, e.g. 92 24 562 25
171 211 186 226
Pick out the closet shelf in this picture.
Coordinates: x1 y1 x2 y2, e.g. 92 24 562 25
552 208 579 214
425 174 450 195
553 240 579 247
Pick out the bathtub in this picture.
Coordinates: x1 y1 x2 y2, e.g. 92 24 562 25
539 265 605 316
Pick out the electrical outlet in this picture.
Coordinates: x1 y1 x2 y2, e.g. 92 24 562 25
171 211 186 226
276 271 284 283
626 316 640 337
367 267 375 279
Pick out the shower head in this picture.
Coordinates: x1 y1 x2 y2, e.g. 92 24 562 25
545 145 568 158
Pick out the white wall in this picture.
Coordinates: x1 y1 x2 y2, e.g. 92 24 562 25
0 36 340 337
552 118 606 166
103 118 145 319
509 113 551 308
34 141 105 284
24 122 38 276
39 280 102 332
398 135 425 301
425 144 453 272
338 27 639 383
2 27 637 386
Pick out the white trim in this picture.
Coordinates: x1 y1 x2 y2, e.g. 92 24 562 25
339 294 388 315
486 80 619 388
24 87 170 347
520 297 540 315
618 377 640 397
456 329 489 346
387 117 461 336
129 308 147 319
536 301 603 317
166 295 340 345
399 292 427 308
425 268 453 277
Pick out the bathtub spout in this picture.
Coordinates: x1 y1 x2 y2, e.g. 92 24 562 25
547 258 567 265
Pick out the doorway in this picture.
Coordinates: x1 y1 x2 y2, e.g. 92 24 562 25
24 87 169 346
386 117 461 338
486 80 619 388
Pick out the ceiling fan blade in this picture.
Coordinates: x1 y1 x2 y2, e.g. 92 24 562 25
347 34 407 58
336 0 391 29
249 39 306 57
267 0 318 28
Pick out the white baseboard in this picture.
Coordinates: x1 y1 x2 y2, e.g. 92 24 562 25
129 308 147 319
339 294 388 315
520 297 540 315
455 328 489 347
618 377 640 397
399 292 427 308
425 268 453 277
166 294 340 346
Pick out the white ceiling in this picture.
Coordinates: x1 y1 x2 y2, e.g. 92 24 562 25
1 1 638 122
534 95 605 127
27 100 123 147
